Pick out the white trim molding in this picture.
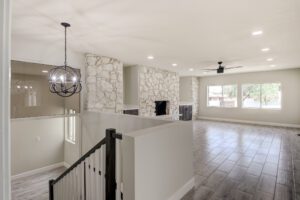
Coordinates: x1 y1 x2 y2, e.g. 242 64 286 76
198 116 300 128
0 0 11 199
11 162 65 180
168 177 195 200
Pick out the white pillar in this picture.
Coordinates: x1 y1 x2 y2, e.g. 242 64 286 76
0 0 11 199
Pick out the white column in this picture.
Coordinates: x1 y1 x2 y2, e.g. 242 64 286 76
0 0 11 199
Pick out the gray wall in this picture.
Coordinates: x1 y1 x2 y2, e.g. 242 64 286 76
11 117 65 175
123 66 139 106
198 68 300 126
179 77 193 102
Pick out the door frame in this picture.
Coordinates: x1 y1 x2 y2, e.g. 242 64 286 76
0 0 11 199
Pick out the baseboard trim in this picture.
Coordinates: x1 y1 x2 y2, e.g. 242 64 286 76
12 162 64 180
197 116 300 128
168 177 195 200
63 162 71 168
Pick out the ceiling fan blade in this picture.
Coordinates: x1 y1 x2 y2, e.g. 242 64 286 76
225 66 243 70
201 69 217 71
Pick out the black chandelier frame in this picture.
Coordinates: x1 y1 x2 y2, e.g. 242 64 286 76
49 22 82 97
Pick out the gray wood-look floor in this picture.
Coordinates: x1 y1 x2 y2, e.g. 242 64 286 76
11 121 300 200
12 167 65 200
182 120 300 200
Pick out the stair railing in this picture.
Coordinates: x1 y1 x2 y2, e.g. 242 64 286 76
49 128 122 200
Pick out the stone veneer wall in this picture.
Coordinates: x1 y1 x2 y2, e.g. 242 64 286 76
85 54 123 113
192 77 199 119
139 66 179 117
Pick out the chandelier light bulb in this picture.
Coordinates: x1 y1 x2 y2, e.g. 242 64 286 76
52 76 57 81
72 76 77 82
60 75 65 82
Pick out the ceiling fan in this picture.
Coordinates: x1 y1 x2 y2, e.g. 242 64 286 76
202 61 243 74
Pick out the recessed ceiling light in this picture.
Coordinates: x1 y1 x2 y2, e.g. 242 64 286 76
16 85 21 89
270 64 276 68
42 70 48 73
267 58 273 62
24 86 28 89
147 55 154 60
252 30 263 36
261 48 270 52
189 68 194 72
172 63 177 67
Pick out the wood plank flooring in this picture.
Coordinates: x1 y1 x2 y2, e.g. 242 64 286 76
182 120 300 200
12 167 65 200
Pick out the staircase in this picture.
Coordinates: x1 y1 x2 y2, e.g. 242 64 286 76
49 128 122 200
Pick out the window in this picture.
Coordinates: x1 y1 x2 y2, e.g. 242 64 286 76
242 84 261 108
242 83 281 109
66 109 76 143
261 83 281 109
207 85 238 108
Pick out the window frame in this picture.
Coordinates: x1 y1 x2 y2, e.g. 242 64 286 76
65 109 76 144
207 84 238 108
241 82 282 110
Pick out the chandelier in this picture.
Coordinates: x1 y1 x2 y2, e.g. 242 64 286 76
49 22 82 97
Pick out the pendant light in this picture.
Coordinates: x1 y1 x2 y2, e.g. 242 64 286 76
48 22 82 97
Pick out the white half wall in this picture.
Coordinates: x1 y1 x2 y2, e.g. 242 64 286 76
122 121 194 200
198 68 300 126
11 117 65 175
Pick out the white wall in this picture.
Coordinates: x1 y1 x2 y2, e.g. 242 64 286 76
122 121 194 200
198 69 300 126
179 77 193 103
11 117 65 175
80 111 171 154
123 66 139 106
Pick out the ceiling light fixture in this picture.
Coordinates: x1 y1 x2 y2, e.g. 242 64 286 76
42 70 48 73
189 68 194 72
172 63 177 67
48 22 82 97
270 64 276 68
261 48 270 52
267 58 273 62
147 55 154 60
252 30 263 36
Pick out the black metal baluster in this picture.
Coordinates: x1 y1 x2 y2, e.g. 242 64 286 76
84 162 87 200
49 180 54 200
105 128 122 200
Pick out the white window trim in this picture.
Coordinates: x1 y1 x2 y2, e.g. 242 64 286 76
241 83 282 110
207 84 238 108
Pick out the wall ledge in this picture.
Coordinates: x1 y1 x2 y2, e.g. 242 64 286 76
197 116 300 128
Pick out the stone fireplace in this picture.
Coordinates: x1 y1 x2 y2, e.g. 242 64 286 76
155 100 170 116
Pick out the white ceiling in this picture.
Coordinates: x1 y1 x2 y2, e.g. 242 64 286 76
12 0 300 76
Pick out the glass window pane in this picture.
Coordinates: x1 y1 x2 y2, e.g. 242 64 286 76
222 85 238 107
208 86 222 107
242 84 261 108
261 83 281 109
